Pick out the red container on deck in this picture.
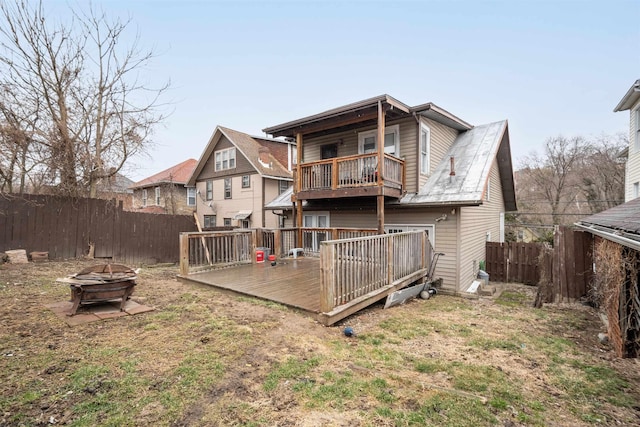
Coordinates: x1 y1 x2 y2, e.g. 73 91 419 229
256 250 265 263
268 254 276 262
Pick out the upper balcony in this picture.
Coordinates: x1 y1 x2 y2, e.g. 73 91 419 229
294 152 404 200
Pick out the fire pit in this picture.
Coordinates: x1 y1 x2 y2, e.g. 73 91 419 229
56 264 138 316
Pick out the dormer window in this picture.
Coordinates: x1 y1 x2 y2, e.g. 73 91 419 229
215 147 236 171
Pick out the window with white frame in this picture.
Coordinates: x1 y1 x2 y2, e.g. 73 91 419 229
635 108 640 151
634 182 639 199
224 178 232 199
205 180 213 200
358 125 400 156
242 175 250 188
384 224 435 249
187 188 196 206
420 124 430 175
215 147 236 171
155 187 161 205
142 189 147 207
223 218 231 226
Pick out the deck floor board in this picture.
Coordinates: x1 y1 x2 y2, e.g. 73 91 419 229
179 257 321 313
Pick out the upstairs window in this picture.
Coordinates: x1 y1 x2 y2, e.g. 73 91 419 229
187 187 196 206
224 178 232 199
279 180 290 194
420 124 431 175
358 124 400 156
205 180 213 200
215 147 236 171
142 189 147 207
242 175 250 188
203 215 216 228
635 108 640 151
155 187 161 205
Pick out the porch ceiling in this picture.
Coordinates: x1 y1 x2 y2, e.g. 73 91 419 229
263 94 410 138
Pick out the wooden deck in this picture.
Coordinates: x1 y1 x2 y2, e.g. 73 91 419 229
177 257 322 313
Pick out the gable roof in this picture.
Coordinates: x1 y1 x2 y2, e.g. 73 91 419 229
399 120 517 210
187 126 292 186
575 197 640 251
613 79 640 112
262 94 472 138
131 159 197 189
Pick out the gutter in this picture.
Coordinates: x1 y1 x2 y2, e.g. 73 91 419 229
575 222 640 252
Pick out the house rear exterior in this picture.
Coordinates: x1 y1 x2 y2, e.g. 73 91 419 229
264 95 516 293
130 159 197 215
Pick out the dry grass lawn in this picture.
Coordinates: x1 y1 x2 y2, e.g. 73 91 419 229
1 260 639 426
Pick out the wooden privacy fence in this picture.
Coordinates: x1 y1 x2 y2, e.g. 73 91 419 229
535 226 593 304
319 230 432 313
486 241 542 284
0 194 197 264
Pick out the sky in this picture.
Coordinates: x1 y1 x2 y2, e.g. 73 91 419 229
48 0 640 181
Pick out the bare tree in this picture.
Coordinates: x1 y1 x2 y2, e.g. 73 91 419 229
518 136 585 225
579 133 627 213
0 0 169 197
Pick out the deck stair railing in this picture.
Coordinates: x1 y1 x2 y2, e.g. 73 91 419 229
319 230 432 312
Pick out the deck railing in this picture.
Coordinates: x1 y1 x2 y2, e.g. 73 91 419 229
319 230 432 312
180 227 379 275
298 153 404 192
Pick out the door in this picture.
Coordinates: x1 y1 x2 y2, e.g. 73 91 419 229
303 212 330 252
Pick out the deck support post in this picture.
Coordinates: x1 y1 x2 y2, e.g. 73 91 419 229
376 100 385 235
179 233 189 275
296 132 304 246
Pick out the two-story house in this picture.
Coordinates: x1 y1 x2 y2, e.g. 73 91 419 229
614 79 640 202
264 95 517 293
130 159 197 215
187 126 294 229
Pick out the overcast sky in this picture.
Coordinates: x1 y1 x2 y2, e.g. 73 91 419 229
50 0 639 181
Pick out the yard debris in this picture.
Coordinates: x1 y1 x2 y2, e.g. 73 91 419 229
5 249 28 264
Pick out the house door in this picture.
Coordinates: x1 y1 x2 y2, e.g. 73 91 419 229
303 212 330 252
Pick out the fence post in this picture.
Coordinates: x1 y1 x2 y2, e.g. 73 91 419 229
179 233 189 275
387 234 394 285
320 242 335 312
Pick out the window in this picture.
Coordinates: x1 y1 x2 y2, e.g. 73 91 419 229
241 219 250 229
420 124 430 175
242 175 250 188
485 180 491 202
223 218 231 226
224 178 232 199
634 182 639 199
215 147 236 171
635 109 640 151
358 124 400 156
155 187 161 205
205 180 213 201
203 215 216 228
142 189 147 207
279 180 290 194
187 188 196 206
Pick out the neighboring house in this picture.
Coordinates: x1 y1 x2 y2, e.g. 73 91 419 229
187 126 294 229
95 172 135 210
263 94 517 293
130 159 197 215
614 79 640 202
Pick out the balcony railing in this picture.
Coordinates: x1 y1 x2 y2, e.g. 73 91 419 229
296 153 404 196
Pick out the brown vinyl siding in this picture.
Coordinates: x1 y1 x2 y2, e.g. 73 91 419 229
458 160 505 290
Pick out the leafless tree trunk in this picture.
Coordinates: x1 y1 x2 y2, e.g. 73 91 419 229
0 0 169 197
